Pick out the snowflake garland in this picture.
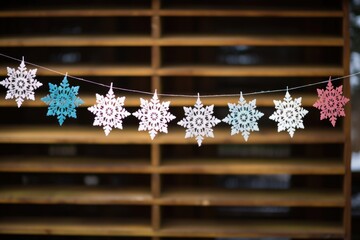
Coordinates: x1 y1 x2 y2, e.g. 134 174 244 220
178 94 221 146
133 90 176 140
88 83 130 136
313 77 349 127
223 92 264 141
41 75 84 126
269 90 308 138
0 58 42 107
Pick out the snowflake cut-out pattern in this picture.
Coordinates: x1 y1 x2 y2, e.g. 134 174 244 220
41 76 84 126
313 78 349 127
269 90 308 138
0 58 42 107
223 92 264 141
88 83 130 136
178 94 221 146
132 90 176 140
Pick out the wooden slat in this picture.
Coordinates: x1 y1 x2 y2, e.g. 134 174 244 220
159 35 343 46
0 65 153 77
0 218 152 236
0 94 318 108
0 126 345 144
0 9 343 18
0 34 343 47
0 9 154 17
158 188 344 207
0 65 342 77
0 186 152 205
0 218 343 238
0 156 151 173
159 158 344 175
158 9 343 17
158 65 344 77
159 219 343 238
0 35 153 47
0 95 143 108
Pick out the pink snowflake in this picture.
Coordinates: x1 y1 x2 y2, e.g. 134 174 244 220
313 77 349 127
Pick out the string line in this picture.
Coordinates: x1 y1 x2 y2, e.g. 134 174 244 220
0 52 357 98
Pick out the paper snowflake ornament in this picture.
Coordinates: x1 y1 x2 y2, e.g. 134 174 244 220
223 92 264 141
178 94 221 146
88 83 130 136
0 57 42 107
41 75 84 126
313 77 349 127
269 90 308 138
132 90 176 140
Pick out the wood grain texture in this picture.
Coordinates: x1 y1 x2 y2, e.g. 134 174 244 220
0 186 152 205
0 126 345 144
159 219 343 238
158 188 344 207
159 158 344 175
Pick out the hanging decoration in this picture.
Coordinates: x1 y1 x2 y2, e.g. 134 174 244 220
0 57 42 107
223 92 264 141
0 53 354 145
313 77 350 127
88 83 130 136
132 90 176 140
41 75 84 126
269 90 308 138
178 94 221 146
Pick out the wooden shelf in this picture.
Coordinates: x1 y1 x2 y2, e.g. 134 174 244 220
0 8 154 17
158 9 343 17
159 34 343 46
0 218 152 236
0 95 144 108
0 94 318 108
0 126 344 144
0 34 343 47
0 186 152 205
0 156 151 173
158 65 344 77
159 188 344 207
0 35 153 47
159 158 344 175
0 65 153 77
159 219 343 238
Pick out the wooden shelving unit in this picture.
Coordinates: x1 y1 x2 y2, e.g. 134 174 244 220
0 0 351 239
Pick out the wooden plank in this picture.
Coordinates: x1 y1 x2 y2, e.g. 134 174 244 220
159 219 343 238
0 186 152 205
0 35 153 47
159 35 343 46
0 65 153 77
0 9 154 17
158 188 344 207
157 65 344 77
0 156 151 173
158 9 343 18
0 94 319 108
159 158 344 175
0 95 143 108
0 126 345 144
0 218 152 236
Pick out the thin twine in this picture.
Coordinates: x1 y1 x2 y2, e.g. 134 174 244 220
0 52 357 98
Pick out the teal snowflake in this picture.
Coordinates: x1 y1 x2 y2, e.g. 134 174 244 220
223 92 264 141
41 76 84 125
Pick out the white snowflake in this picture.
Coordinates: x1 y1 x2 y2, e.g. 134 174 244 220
223 92 264 141
269 90 308 138
178 94 221 146
133 90 176 140
0 58 42 107
88 83 130 136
